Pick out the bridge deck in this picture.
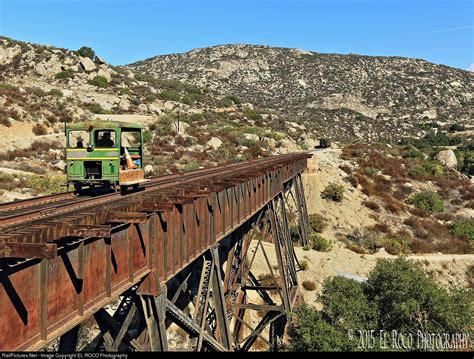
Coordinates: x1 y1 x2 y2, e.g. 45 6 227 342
0 153 310 351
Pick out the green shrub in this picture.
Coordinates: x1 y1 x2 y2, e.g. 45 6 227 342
299 260 309 271
88 103 113 114
0 173 16 190
243 107 262 121
182 92 203 105
119 87 132 96
75 46 95 59
267 131 285 141
160 90 180 102
448 123 465 132
408 161 444 178
226 95 241 104
321 183 345 202
287 258 474 351
89 76 108 88
365 258 472 333
219 95 241 107
287 305 353 351
154 114 175 136
451 218 474 241
321 276 376 331
48 88 63 97
407 190 444 212
0 82 14 89
188 113 204 122
364 166 378 176
289 225 301 242
55 70 73 80
182 159 200 172
135 73 158 84
27 175 65 194
308 213 328 233
400 132 462 148
455 146 474 176
218 97 233 108
159 79 185 91
0 116 12 127
142 130 152 143
403 146 425 160
309 232 332 252
378 231 412 255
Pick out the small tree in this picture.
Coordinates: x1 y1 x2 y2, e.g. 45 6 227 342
76 46 95 60
287 258 473 351
287 305 350 351
321 276 376 331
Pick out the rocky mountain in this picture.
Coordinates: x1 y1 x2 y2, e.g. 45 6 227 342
0 36 321 198
127 45 474 141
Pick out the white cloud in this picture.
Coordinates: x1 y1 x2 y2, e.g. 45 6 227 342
468 63 474 72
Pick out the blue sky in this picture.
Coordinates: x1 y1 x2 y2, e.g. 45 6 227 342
0 0 472 70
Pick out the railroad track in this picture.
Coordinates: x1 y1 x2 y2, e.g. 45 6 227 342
0 153 309 232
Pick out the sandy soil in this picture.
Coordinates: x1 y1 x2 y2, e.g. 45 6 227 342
0 121 64 150
250 147 473 308
302 147 376 239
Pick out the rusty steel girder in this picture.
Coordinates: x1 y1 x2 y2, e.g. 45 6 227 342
0 153 311 351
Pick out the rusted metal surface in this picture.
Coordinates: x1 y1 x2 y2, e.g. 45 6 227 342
0 152 311 351
118 168 145 185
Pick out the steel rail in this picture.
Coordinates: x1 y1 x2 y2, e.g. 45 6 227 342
0 153 309 230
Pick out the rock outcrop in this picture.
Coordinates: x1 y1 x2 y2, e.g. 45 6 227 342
435 149 458 168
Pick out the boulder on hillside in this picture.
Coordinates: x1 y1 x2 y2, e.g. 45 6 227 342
48 148 63 160
97 68 111 82
207 137 222 150
243 133 259 142
95 56 107 65
51 160 66 172
434 149 457 168
144 165 154 176
79 57 96 72
0 45 21 65
173 121 189 136
35 61 62 77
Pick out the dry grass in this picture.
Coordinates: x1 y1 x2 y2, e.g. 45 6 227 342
258 273 279 287
363 200 381 212
369 222 392 234
380 193 405 214
345 242 368 254
339 164 352 174
434 212 455 222
409 207 430 218
404 216 472 254
345 174 359 188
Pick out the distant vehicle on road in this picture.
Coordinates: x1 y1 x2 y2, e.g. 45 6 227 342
315 138 331 149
